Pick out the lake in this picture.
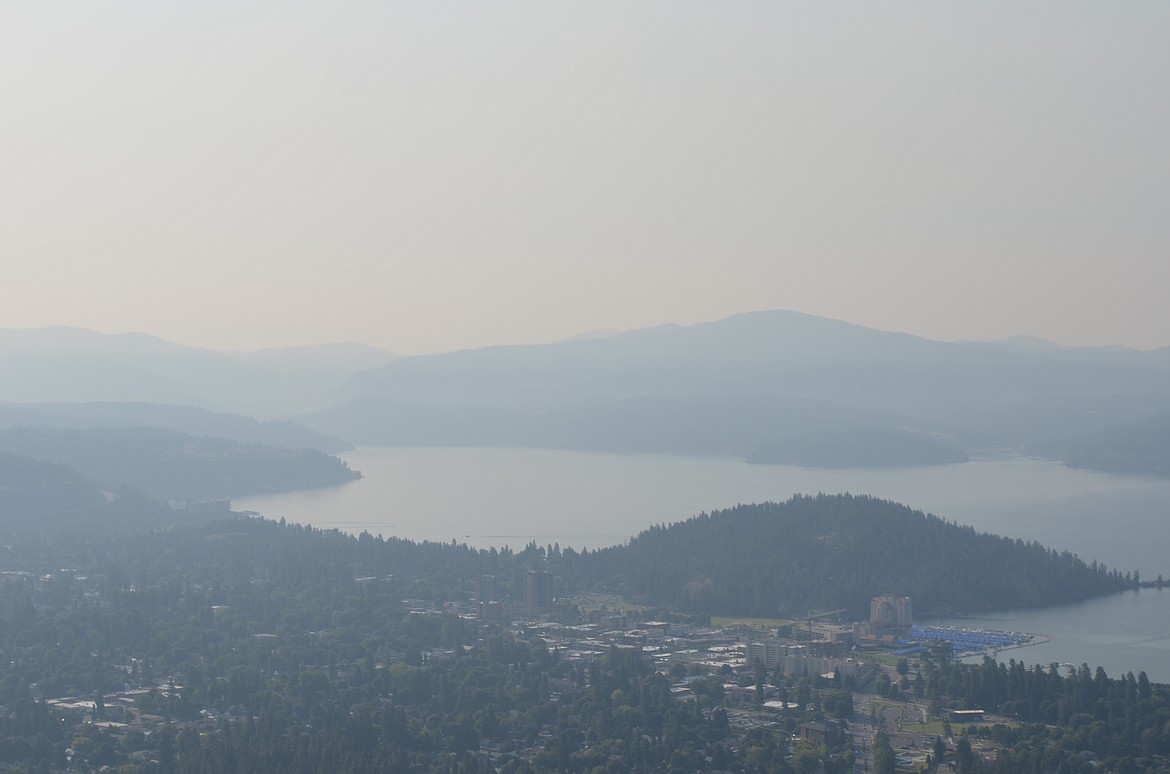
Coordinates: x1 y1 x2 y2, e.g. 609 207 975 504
932 589 1170 682
236 446 1170 680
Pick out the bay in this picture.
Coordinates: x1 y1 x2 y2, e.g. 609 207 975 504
237 447 1169 574
236 446 1170 681
930 588 1170 683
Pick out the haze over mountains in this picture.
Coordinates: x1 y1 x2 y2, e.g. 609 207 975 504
308 310 1170 469
0 327 393 418
3 310 1169 475
0 426 360 502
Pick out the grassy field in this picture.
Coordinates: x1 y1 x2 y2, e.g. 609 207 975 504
710 615 791 631
915 721 949 735
571 593 647 615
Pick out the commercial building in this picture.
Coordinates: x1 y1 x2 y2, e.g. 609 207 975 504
746 639 785 671
524 569 553 616
870 595 912 631
476 575 496 603
799 721 843 747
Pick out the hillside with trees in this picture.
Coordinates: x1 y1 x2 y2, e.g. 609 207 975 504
306 310 1170 471
0 401 353 453
5 313 1170 473
921 656 1170 772
302 394 939 460
0 514 797 773
0 426 360 501
0 483 1158 772
0 328 393 416
1030 413 1170 477
0 451 107 527
578 495 1134 617
0 451 185 532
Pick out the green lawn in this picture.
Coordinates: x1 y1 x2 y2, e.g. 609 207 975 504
915 721 949 735
711 615 792 631
570 593 647 615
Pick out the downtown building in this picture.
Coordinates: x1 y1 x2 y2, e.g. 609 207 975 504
524 569 553 616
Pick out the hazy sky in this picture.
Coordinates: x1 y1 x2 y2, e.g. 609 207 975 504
3 3 1168 354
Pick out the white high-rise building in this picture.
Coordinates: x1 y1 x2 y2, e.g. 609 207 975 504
870 595 912 629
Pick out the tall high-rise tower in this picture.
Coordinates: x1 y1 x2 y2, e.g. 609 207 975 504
476 574 496 603
870 595 912 630
525 569 553 616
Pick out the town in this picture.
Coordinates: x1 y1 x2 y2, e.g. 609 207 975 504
29 556 1050 773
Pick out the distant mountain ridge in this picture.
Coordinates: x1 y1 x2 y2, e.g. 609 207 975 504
1030 413 1170 478
974 335 1170 370
303 310 1170 469
0 450 106 524
335 311 1170 411
0 401 352 453
337 311 953 407
0 426 360 500
5 312 1169 473
0 327 395 417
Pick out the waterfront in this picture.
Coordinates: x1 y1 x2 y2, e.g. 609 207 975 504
927 588 1170 681
236 445 1170 681
238 446 1170 575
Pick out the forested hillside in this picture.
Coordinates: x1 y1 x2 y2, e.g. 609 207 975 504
0 451 181 531
1030 413 1170 477
0 452 106 527
0 401 352 453
302 394 975 465
0 426 360 500
315 310 1170 469
6 314 1170 474
0 490 1156 772
0 516 775 773
922 656 1170 771
0 328 393 416
577 495 1134 617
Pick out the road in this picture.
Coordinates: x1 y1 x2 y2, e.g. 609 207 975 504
852 689 934 772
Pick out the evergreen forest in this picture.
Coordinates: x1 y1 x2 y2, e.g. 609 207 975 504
0 463 1160 772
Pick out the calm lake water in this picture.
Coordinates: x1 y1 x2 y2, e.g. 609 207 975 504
933 589 1170 682
236 446 1170 681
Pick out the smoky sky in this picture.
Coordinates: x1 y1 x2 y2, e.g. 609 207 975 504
3 2 1168 353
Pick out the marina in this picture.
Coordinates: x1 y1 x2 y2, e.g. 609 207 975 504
907 625 1048 656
